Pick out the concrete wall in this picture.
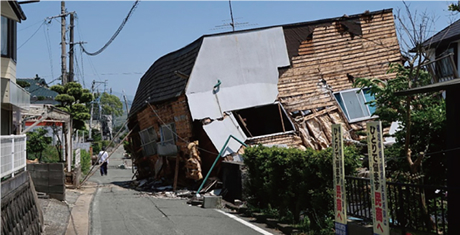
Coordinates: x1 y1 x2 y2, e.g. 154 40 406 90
1 171 43 234
27 163 66 201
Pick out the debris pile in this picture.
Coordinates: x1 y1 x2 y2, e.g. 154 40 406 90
185 141 203 180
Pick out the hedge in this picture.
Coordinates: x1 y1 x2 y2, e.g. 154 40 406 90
243 145 361 231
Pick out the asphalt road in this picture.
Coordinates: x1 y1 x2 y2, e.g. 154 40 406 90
89 146 277 235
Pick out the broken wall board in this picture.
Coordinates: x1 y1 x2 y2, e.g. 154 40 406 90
186 27 290 120
202 115 247 157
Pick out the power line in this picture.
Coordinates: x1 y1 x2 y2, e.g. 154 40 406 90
18 21 45 50
18 19 44 32
80 0 140 56
146 102 219 156
43 23 55 82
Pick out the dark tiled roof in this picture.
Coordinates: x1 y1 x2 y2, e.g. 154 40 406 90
17 78 59 99
129 38 203 117
421 18 460 49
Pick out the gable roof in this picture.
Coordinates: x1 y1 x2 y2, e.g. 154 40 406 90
420 18 460 49
129 38 203 117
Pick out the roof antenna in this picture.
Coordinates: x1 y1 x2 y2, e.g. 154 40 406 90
229 0 235 32
211 1 256 31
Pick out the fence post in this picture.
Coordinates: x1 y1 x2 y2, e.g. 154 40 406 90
11 136 15 178
23 136 27 172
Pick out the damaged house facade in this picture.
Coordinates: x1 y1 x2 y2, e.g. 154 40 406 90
128 9 401 184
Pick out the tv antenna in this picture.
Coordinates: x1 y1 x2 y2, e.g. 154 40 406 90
212 0 257 32
228 0 235 31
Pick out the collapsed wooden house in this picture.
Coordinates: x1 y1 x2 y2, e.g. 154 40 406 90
127 9 401 185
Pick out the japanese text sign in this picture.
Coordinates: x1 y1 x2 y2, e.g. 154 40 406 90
332 124 347 234
367 121 389 235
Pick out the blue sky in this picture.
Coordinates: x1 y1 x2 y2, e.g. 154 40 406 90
16 1 459 99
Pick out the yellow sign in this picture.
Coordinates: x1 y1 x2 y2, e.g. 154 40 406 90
367 121 389 235
332 124 347 234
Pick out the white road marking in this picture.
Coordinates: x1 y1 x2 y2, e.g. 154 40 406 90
215 209 273 235
91 180 102 235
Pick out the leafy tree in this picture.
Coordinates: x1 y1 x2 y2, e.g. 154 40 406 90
92 92 124 119
355 5 447 230
51 82 93 130
354 64 446 183
100 92 124 117
357 2 447 184
26 128 52 161
448 2 460 12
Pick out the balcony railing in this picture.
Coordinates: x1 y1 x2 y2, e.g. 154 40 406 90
422 53 459 84
0 78 30 110
1 135 27 179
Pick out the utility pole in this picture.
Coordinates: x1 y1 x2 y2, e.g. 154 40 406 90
61 1 67 85
88 80 108 141
122 90 130 114
69 12 74 83
88 81 95 140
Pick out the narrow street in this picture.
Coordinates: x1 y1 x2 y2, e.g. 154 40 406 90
88 146 278 235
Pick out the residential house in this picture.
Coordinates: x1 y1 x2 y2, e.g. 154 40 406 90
1 0 29 135
128 9 401 183
17 75 59 105
417 18 460 83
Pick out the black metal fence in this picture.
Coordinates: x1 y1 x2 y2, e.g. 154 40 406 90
346 176 448 234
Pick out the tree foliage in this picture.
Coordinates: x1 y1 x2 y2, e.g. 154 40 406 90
448 2 460 12
354 65 446 184
95 92 124 117
51 82 94 130
17 80 30 88
26 128 52 161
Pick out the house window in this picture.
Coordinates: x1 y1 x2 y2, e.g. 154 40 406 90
1 16 17 62
233 103 294 137
334 88 376 123
160 123 176 146
436 48 457 82
139 126 157 156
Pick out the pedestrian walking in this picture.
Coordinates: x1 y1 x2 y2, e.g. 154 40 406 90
99 147 109 176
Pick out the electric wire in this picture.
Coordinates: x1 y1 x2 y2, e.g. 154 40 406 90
146 102 219 156
43 23 55 81
18 21 45 50
18 19 44 32
80 0 140 56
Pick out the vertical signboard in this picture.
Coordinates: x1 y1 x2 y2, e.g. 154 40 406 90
332 124 347 235
367 121 389 235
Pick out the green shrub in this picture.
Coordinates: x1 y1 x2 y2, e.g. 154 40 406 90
80 149 91 175
243 145 361 232
92 142 102 153
40 145 61 163
102 140 114 148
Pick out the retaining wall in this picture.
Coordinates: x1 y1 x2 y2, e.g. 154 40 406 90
27 163 66 201
1 171 43 234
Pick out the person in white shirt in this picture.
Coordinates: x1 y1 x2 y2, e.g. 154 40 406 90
98 147 109 176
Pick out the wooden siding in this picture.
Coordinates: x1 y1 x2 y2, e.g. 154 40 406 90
279 11 401 149
246 133 304 149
